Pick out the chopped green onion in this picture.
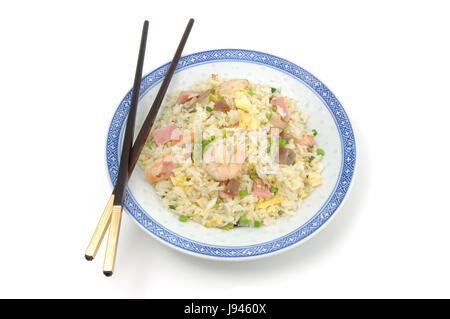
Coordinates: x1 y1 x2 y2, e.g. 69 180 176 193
217 95 223 100
254 220 261 228
179 215 188 222
239 190 248 197
269 186 278 193
210 88 216 94
266 147 271 153
248 90 255 96
248 167 258 179
265 113 272 120
271 87 276 93
278 138 287 147
202 139 212 152
206 106 213 112
145 142 152 149
312 129 318 136
317 148 325 156
272 105 277 112
169 205 176 210
309 156 315 162
214 203 219 209
239 215 249 225
210 135 215 141
218 223 234 230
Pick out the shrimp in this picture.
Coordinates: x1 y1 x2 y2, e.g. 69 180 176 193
203 140 244 181
145 153 176 184
298 134 314 145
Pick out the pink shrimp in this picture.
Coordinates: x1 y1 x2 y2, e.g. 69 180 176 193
145 154 176 184
203 140 244 181
298 134 314 145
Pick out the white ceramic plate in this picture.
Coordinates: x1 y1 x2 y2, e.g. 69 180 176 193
106 49 356 260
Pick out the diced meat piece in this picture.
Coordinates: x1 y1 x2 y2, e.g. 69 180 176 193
196 90 210 105
278 147 296 165
176 91 201 104
218 179 240 198
271 97 290 121
218 190 232 198
152 124 181 145
184 90 210 110
270 113 287 129
252 178 273 199
216 79 249 95
214 98 231 112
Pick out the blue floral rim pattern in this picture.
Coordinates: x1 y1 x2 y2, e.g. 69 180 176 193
106 49 356 258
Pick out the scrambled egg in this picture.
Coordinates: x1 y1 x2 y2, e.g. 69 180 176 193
233 89 253 112
205 218 223 228
301 192 309 199
170 174 187 186
308 175 322 187
257 195 283 209
209 94 218 102
239 112 258 129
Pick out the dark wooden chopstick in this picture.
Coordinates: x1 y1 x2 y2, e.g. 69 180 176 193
103 18 194 276
128 18 194 173
102 20 149 276
85 21 149 263
85 19 195 276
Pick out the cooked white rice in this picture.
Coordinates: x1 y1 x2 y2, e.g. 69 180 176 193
138 74 324 229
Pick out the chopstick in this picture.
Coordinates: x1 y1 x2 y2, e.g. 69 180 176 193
85 19 195 277
103 18 194 276
84 20 149 263
128 18 194 171
102 20 149 276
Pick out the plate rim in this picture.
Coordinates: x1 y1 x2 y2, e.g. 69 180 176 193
105 48 357 260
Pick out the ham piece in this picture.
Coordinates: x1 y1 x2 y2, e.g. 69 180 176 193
176 91 201 104
152 124 181 145
271 97 290 121
252 178 273 199
218 179 240 198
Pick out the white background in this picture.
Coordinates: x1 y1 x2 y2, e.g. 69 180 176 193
1 0 449 298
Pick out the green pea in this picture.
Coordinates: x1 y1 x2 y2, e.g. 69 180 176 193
239 215 249 225
239 190 249 197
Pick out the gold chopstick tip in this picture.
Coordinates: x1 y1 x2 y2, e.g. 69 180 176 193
85 194 115 260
